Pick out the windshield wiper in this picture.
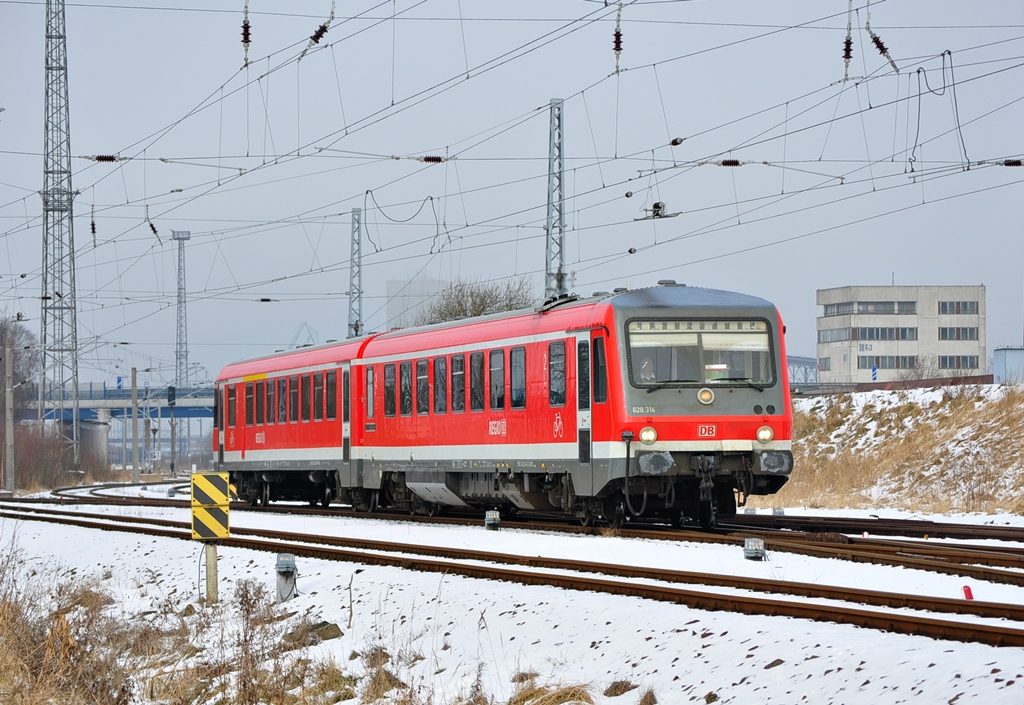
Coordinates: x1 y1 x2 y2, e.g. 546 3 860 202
645 379 699 393
718 377 767 392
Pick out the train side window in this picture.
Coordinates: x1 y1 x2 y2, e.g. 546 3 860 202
470 352 485 412
433 357 447 414
342 370 350 423
313 372 324 421
578 341 590 411
593 337 608 404
227 387 236 428
416 360 429 415
289 376 299 423
549 341 566 407
245 383 255 426
214 386 221 430
256 381 265 425
326 370 337 420
301 375 312 422
510 347 526 409
384 364 396 417
451 355 465 413
365 367 374 419
489 350 505 410
265 379 275 425
278 378 287 423
400 361 413 416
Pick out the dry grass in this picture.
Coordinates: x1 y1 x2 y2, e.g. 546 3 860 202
603 680 637 697
756 385 1024 513
507 673 593 705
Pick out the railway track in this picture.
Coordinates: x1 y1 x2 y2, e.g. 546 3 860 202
2 504 1024 647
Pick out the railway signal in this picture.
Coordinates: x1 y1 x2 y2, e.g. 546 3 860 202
191 471 230 602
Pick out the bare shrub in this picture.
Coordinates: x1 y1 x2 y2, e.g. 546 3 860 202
413 276 536 326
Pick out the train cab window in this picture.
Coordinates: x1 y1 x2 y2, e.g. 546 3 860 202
313 372 324 421
300 375 311 422
433 357 447 414
265 379 275 425
400 361 413 416
278 378 287 423
549 341 566 407
245 383 255 426
593 337 608 403
416 360 429 415
451 355 466 413
510 347 526 409
342 370 350 423
365 367 374 419
578 341 590 411
256 381 265 425
384 364 396 417
326 370 337 420
227 387 236 428
289 376 299 423
489 350 505 411
470 352 485 412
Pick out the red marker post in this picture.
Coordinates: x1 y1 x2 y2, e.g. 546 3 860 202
962 585 974 600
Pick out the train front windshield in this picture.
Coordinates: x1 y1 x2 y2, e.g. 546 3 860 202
627 319 775 388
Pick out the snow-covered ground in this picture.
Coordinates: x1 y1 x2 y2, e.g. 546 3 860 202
6 500 1024 704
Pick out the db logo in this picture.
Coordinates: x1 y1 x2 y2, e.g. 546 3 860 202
697 424 717 438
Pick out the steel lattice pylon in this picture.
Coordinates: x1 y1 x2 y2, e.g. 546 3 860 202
172 231 190 389
347 208 363 338
544 98 566 301
39 0 80 464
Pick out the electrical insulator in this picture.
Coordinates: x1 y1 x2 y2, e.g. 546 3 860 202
1005 159 1023 167
721 159 741 167
652 202 665 218
613 30 622 54
95 155 117 162
311 23 328 44
149 222 158 236
842 37 853 61
242 21 251 44
624 191 633 198
613 1 623 73
420 156 444 163
670 137 683 146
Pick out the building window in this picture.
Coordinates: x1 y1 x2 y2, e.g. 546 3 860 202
818 328 851 344
818 357 831 372
400 361 413 416
823 302 854 317
939 355 979 370
470 352 485 412
510 347 526 409
853 327 918 341
489 350 505 411
451 355 465 413
384 364 396 417
433 358 447 414
939 327 978 341
549 341 566 407
939 301 978 315
858 355 917 370
416 360 429 415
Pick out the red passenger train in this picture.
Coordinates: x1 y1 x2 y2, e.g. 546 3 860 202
214 281 794 527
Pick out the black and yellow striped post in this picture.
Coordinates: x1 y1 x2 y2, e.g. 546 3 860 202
192 472 230 602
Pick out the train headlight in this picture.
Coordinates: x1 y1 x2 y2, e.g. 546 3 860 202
756 425 774 443
639 426 658 445
697 388 715 405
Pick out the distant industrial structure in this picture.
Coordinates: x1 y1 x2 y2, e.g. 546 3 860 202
816 285 987 384
994 348 1024 384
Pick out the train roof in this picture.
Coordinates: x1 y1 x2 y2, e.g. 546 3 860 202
216 283 779 381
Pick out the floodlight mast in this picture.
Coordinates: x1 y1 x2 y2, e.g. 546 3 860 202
39 0 80 465
172 230 190 466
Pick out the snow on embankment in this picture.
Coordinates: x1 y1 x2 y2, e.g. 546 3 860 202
771 384 1024 514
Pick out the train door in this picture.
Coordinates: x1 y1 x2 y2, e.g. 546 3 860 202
215 384 224 468
574 332 593 495
340 364 352 487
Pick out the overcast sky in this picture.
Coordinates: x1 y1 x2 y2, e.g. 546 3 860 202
1 0 1023 386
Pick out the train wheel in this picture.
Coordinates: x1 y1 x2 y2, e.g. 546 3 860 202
579 512 595 527
260 482 271 507
607 512 625 529
670 512 685 529
368 490 379 513
320 486 332 509
698 499 716 530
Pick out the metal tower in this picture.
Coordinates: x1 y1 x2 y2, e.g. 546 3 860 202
347 208 363 338
39 0 80 464
172 230 190 388
544 98 566 300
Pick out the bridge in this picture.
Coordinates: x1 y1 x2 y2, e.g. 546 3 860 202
32 383 214 421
